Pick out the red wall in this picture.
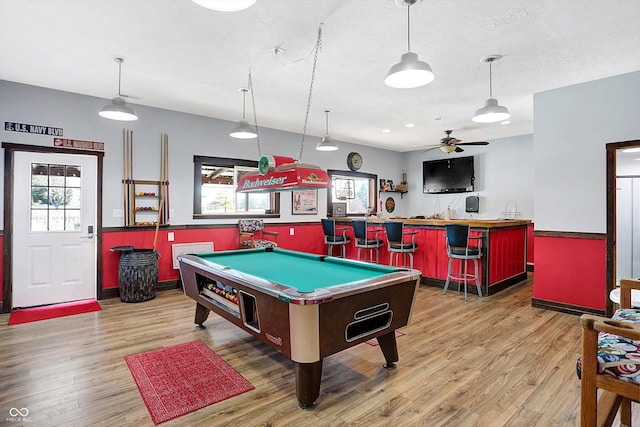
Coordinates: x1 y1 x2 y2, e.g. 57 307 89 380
532 235 606 310
102 223 328 290
0 235 3 303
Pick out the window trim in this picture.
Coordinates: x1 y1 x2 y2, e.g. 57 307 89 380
193 155 280 219
326 169 377 217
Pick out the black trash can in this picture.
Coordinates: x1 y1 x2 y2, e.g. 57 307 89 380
110 246 158 303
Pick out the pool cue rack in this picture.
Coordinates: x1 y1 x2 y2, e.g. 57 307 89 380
122 130 170 227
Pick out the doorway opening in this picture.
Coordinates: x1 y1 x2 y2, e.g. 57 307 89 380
606 139 640 317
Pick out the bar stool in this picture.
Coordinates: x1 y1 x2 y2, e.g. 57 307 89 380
321 218 351 258
351 219 384 263
442 224 483 301
384 221 418 268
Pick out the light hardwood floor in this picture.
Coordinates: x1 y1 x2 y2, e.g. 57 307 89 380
0 276 623 426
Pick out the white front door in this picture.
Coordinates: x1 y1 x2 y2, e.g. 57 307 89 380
12 151 97 308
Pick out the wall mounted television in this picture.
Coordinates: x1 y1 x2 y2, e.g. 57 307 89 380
423 156 475 194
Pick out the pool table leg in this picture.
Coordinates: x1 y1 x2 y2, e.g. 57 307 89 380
194 303 210 329
376 331 399 369
295 360 323 409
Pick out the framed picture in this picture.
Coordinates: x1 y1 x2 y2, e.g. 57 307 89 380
387 180 395 191
292 189 318 215
379 178 388 191
332 202 347 217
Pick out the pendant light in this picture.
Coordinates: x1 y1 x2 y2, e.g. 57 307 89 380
230 88 257 139
472 54 511 123
385 0 434 89
99 57 138 121
316 110 338 151
192 0 256 12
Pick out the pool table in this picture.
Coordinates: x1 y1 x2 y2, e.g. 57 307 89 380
178 247 421 409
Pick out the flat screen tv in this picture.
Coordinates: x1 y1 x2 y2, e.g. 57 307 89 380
423 156 475 194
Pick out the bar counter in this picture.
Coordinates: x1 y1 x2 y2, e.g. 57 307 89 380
334 217 531 296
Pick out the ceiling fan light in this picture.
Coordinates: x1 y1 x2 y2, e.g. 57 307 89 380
99 97 138 121
229 119 257 139
192 0 256 12
316 135 338 151
440 145 458 153
472 98 511 123
385 52 435 89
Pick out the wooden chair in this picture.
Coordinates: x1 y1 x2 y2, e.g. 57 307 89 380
238 219 278 249
579 278 640 426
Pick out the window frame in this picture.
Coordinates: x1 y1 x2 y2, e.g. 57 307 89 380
193 155 280 219
326 169 377 217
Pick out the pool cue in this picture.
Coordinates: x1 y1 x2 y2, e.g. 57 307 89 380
153 198 164 251
122 129 127 226
126 129 134 226
163 134 169 225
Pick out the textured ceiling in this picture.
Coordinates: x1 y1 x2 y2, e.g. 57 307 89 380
1 0 640 152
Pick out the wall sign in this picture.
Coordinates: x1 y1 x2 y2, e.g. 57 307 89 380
54 138 104 151
5 121 63 136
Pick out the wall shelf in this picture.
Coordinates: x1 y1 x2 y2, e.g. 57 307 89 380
123 179 169 227
379 190 407 199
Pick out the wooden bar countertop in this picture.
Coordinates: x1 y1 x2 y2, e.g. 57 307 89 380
334 217 531 229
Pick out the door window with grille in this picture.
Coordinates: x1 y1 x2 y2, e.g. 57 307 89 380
30 163 82 232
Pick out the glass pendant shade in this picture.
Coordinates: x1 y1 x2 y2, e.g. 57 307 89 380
99 97 138 121
385 52 435 89
439 145 458 153
192 0 256 12
472 98 511 123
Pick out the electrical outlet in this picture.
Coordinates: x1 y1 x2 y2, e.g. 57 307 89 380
168 232 174 242
290 228 295 236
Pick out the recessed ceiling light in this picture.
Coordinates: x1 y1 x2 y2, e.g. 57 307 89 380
405 123 415 128
382 129 391 133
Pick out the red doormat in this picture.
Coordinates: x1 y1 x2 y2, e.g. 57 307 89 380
125 340 254 425
8 299 101 325
365 330 405 346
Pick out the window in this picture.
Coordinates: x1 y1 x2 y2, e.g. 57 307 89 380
193 156 279 218
327 170 377 217
30 163 82 231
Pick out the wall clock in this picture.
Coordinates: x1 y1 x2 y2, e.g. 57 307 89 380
347 152 362 171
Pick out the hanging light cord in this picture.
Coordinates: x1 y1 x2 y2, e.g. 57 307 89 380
406 1 411 52
296 23 323 162
248 71 261 157
488 60 493 98
325 110 329 135
117 59 124 97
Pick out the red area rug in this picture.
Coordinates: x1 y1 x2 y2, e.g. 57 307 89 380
125 340 254 425
8 299 101 325
365 330 405 346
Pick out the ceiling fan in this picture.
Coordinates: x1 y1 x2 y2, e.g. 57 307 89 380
420 130 489 153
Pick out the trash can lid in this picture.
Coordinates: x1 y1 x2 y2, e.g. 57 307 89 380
110 245 134 252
